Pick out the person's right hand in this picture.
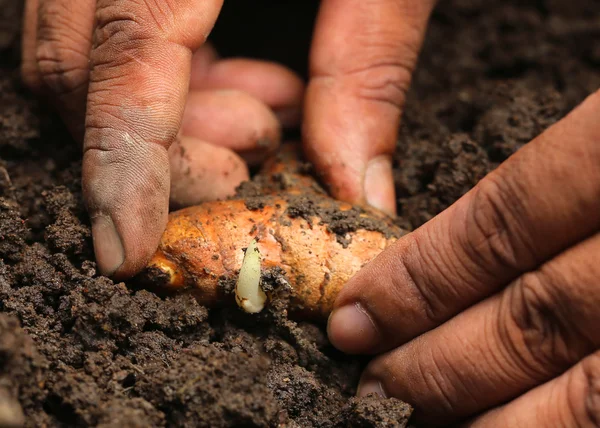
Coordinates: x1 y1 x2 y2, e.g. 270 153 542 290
21 0 305 279
328 90 600 425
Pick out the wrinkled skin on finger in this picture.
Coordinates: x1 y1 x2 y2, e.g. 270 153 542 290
21 0 436 280
328 90 600 425
304 0 437 217
20 0 306 279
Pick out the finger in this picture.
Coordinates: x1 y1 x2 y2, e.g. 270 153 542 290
35 0 95 141
466 351 600 428
304 0 436 216
328 90 600 354
181 90 281 166
189 42 219 77
358 231 600 425
83 0 223 279
21 0 41 92
190 58 305 128
168 136 249 209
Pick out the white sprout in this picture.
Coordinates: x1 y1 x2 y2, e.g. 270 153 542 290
235 239 266 313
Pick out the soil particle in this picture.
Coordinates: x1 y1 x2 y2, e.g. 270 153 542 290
335 394 413 428
285 194 400 248
238 169 403 248
0 198 28 262
0 0 598 426
244 196 267 211
0 313 47 426
0 386 25 428
135 345 277 427
471 82 567 162
43 186 91 256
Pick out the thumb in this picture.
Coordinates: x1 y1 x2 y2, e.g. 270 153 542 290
304 0 436 216
82 0 223 278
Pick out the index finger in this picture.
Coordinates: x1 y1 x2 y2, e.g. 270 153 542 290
304 0 436 216
82 0 223 278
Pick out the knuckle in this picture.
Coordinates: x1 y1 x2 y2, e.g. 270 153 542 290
464 174 536 276
580 351 600 427
35 42 89 95
348 62 412 110
398 235 452 325
505 271 583 377
35 2 90 95
84 120 141 153
92 4 151 66
344 32 420 110
94 0 181 41
415 349 460 415
86 90 179 147
314 35 417 112
94 0 214 50
132 0 177 33
574 90 600 192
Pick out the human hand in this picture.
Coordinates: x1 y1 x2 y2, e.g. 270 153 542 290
20 0 436 280
327 89 600 426
21 0 300 278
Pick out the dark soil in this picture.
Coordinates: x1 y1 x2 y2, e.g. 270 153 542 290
1 0 599 427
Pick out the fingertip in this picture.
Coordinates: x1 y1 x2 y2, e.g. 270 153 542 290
168 136 250 208
189 43 219 83
190 58 305 127
91 215 125 277
305 0 436 216
302 121 397 218
83 130 171 281
364 155 397 217
98 209 167 282
327 302 381 354
302 73 400 216
182 89 281 165
88 195 168 282
357 376 387 399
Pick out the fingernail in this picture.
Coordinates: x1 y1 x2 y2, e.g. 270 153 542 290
357 378 387 398
364 156 396 217
327 302 380 354
91 215 125 277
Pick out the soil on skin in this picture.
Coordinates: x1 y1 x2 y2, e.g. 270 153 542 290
0 0 599 427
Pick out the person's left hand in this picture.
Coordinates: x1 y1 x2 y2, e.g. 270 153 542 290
21 0 435 279
327 89 600 426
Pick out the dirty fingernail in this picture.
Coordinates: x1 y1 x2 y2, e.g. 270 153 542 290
357 378 387 398
327 302 380 354
364 156 396 217
91 215 125 277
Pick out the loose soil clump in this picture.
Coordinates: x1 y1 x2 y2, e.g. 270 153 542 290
1 0 598 426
